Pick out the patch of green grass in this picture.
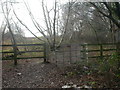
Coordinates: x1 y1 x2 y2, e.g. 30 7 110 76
89 81 97 85
17 52 44 57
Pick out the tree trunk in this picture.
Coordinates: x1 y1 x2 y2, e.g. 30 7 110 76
8 22 18 65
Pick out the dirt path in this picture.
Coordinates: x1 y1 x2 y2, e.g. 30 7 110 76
3 59 119 88
2 59 81 88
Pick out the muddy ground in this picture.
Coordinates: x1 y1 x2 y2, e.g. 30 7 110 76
2 59 120 88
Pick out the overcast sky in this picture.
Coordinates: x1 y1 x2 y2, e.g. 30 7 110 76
12 0 63 37
0 0 119 37
0 0 69 37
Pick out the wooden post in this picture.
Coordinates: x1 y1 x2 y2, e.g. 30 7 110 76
55 50 57 66
75 45 78 63
44 43 47 63
63 47 64 65
116 42 120 74
116 43 120 55
100 44 103 60
83 45 87 60
69 45 72 64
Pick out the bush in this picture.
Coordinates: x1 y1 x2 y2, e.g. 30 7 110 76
98 52 120 77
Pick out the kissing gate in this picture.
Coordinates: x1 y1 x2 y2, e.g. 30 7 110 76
50 43 119 66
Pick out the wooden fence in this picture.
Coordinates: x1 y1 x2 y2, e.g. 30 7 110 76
1 43 119 66
80 43 119 60
0 43 46 65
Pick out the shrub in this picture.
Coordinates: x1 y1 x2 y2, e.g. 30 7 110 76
98 52 120 77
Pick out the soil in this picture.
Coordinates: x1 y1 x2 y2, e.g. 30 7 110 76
2 59 120 88
2 59 81 88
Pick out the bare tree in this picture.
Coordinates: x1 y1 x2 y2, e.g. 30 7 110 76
1 0 18 64
90 2 120 29
62 2 119 44
1 1 16 44
90 2 120 54
11 0 74 51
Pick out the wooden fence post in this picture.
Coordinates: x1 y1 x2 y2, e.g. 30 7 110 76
100 44 103 60
116 43 120 54
44 43 46 62
83 45 87 60
75 45 78 63
62 47 65 65
69 45 72 64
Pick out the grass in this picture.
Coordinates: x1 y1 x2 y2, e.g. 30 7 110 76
17 52 44 58
2 43 45 59
84 45 117 58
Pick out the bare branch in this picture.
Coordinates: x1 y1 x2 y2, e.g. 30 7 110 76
12 6 45 42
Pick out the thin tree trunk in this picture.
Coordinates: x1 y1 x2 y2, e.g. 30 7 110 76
53 0 57 51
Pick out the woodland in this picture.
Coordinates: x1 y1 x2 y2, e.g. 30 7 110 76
1 0 120 88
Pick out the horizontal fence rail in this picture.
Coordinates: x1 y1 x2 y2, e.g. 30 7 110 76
80 43 118 46
0 44 44 47
0 50 44 54
1 43 120 66
1 43 47 65
80 43 120 59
